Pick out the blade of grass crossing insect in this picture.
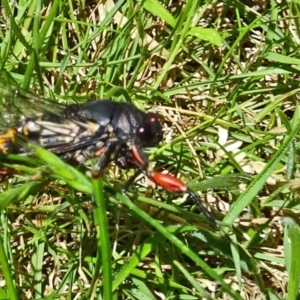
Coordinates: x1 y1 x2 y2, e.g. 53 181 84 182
89 171 112 299
33 146 92 193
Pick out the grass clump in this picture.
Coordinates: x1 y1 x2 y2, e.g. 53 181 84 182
0 0 299 299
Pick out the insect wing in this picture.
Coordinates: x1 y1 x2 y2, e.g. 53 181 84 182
0 82 116 164
0 81 65 129
0 82 77 155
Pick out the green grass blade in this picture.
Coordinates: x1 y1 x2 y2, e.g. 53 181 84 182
90 171 112 299
284 218 300 300
114 192 243 300
223 116 300 226
0 235 17 300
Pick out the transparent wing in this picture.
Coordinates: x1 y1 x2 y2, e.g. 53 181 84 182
0 81 112 162
0 81 65 130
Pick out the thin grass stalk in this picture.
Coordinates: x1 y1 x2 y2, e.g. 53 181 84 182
90 171 112 299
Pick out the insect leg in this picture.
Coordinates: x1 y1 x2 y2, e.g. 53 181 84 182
131 145 217 226
93 142 115 175
112 146 144 192
122 169 143 192
148 171 217 226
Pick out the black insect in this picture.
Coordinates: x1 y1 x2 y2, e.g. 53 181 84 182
0 82 217 226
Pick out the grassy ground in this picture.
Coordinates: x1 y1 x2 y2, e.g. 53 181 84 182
0 0 299 299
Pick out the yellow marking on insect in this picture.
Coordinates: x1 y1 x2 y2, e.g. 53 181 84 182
0 128 17 153
95 147 105 156
23 124 29 136
86 120 100 132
